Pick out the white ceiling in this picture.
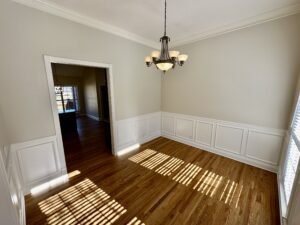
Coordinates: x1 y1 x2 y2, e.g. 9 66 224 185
14 0 300 47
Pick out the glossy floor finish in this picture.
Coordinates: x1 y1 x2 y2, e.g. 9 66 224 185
25 120 280 225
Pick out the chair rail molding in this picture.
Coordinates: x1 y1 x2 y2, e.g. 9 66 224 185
162 112 286 172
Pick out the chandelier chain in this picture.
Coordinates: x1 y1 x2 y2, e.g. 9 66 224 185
164 0 167 36
144 0 188 72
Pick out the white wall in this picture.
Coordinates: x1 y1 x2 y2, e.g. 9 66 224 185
163 14 300 130
0 0 161 144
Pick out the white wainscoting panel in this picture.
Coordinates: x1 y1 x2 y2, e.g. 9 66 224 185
11 136 65 194
1 145 26 225
0 146 9 171
215 125 244 154
195 121 214 146
116 112 161 152
162 112 286 172
175 118 194 140
246 130 284 165
17 142 58 184
162 116 175 135
149 115 161 136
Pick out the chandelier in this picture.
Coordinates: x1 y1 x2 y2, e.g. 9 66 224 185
144 0 188 73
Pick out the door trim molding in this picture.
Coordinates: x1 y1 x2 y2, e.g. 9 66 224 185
44 56 118 161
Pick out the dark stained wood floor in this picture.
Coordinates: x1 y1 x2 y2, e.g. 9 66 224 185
25 117 280 225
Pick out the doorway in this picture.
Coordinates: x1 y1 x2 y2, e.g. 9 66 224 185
44 56 116 173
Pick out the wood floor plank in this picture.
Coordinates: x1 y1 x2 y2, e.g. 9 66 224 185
25 117 280 225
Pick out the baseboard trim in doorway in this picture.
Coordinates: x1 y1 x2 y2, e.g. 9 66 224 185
85 114 100 121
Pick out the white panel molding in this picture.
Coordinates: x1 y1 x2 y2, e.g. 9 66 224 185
0 152 20 225
245 130 284 165
171 3 300 47
1 144 26 225
11 0 159 49
10 136 66 194
195 121 214 146
175 118 194 141
162 112 286 172
116 112 161 152
162 116 175 135
214 124 245 155
0 145 10 171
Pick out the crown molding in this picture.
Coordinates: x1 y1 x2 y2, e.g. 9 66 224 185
11 0 300 48
11 0 160 49
170 3 300 47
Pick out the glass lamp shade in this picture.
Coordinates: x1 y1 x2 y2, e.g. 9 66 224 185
156 62 173 71
151 51 160 59
169 51 180 58
178 54 188 62
144 56 152 63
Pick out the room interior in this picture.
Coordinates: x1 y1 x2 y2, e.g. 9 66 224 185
0 0 300 225
52 63 112 170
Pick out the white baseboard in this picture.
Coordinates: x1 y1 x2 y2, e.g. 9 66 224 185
162 112 286 173
85 114 100 121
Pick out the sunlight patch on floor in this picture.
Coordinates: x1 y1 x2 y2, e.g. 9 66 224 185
155 157 184 176
38 179 126 225
128 149 244 207
31 170 81 196
128 149 157 163
127 217 145 225
140 152 170 170
193 170 223 196
172 163 202 186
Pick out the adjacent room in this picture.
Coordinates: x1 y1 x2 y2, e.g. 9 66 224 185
0 0 300 225
51 63 112 171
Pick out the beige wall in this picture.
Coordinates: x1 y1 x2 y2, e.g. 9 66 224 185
83 68 99 119
163 14 300 130
0 109 9 148
95 69 108 121
0 0 161 143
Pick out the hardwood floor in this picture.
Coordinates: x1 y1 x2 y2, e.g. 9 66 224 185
26 128 280 225
62 116 111 172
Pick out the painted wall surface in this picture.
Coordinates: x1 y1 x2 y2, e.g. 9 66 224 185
0 0 161 143
95 69 108 121
83 69 99 119
163 14 300 130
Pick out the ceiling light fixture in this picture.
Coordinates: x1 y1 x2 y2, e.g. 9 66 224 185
144 0 188 73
